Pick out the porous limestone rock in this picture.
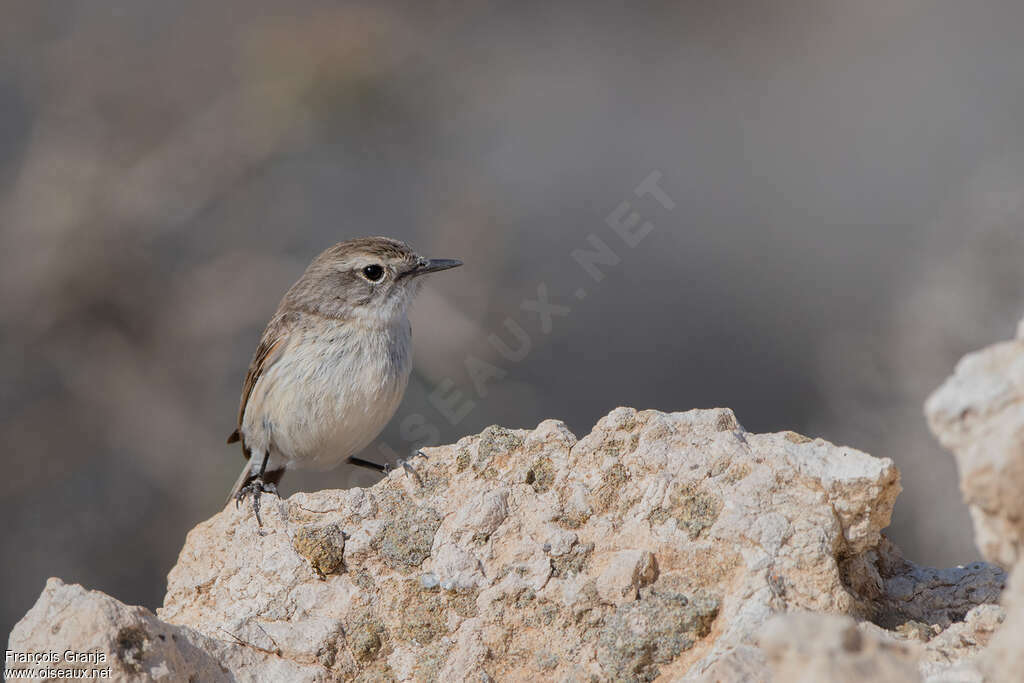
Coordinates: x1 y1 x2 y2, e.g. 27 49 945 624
10 407 1008 681
925 319 1024 568
149 408 898 680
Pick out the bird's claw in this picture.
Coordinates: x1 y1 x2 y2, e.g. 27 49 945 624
234 476 279 527
385 449 427 485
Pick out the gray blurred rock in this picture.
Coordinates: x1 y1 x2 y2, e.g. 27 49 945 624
9 407 1009 681
925 318 1024 568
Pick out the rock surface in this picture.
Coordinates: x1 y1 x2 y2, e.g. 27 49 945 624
925 320 1024 569
6 578 229 681
923 317 1024 683
980 562 1024 680
160 407 917 681
758 612 921 683
9 403 1013 681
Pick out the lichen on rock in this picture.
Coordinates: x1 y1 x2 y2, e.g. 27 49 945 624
596 589 719 681
292 523 347 578
371 490 443 571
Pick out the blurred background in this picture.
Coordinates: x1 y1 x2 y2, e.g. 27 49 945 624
3 0 1024 640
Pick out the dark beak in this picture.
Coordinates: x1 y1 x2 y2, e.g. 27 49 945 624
412 257 463 276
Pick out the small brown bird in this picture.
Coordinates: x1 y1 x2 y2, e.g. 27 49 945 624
227 237 462 523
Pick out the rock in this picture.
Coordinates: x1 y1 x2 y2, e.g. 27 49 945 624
5 578 326 682
292 523 347 578
9 407 1008 681
596 587 719 680
920 603 1004 681
860 539 1006 630
755 604 1012 683
703 603 1007 683
925 319 1024 567
923 318 1024 683
698 644 770 683
594 549 658 605
757 612 921 683
980 562 1024 681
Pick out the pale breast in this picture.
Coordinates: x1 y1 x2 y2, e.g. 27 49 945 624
242 316 412 471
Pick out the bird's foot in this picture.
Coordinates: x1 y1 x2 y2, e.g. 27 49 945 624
234 476 279 527
385 449 427 486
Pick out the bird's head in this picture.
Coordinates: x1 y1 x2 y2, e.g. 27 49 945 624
284 236 462 325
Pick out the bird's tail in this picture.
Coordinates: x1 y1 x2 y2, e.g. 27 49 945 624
226 458 254 505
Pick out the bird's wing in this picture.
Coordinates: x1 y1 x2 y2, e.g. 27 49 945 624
227 311 296 448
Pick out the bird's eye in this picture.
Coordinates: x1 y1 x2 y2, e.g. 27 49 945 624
361 264 385 282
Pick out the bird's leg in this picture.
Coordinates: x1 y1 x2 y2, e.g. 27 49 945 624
391 449 427 485
234 452 280 526
348 450 428 485
348 456 388 473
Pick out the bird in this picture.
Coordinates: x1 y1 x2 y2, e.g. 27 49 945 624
226 236 462 524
